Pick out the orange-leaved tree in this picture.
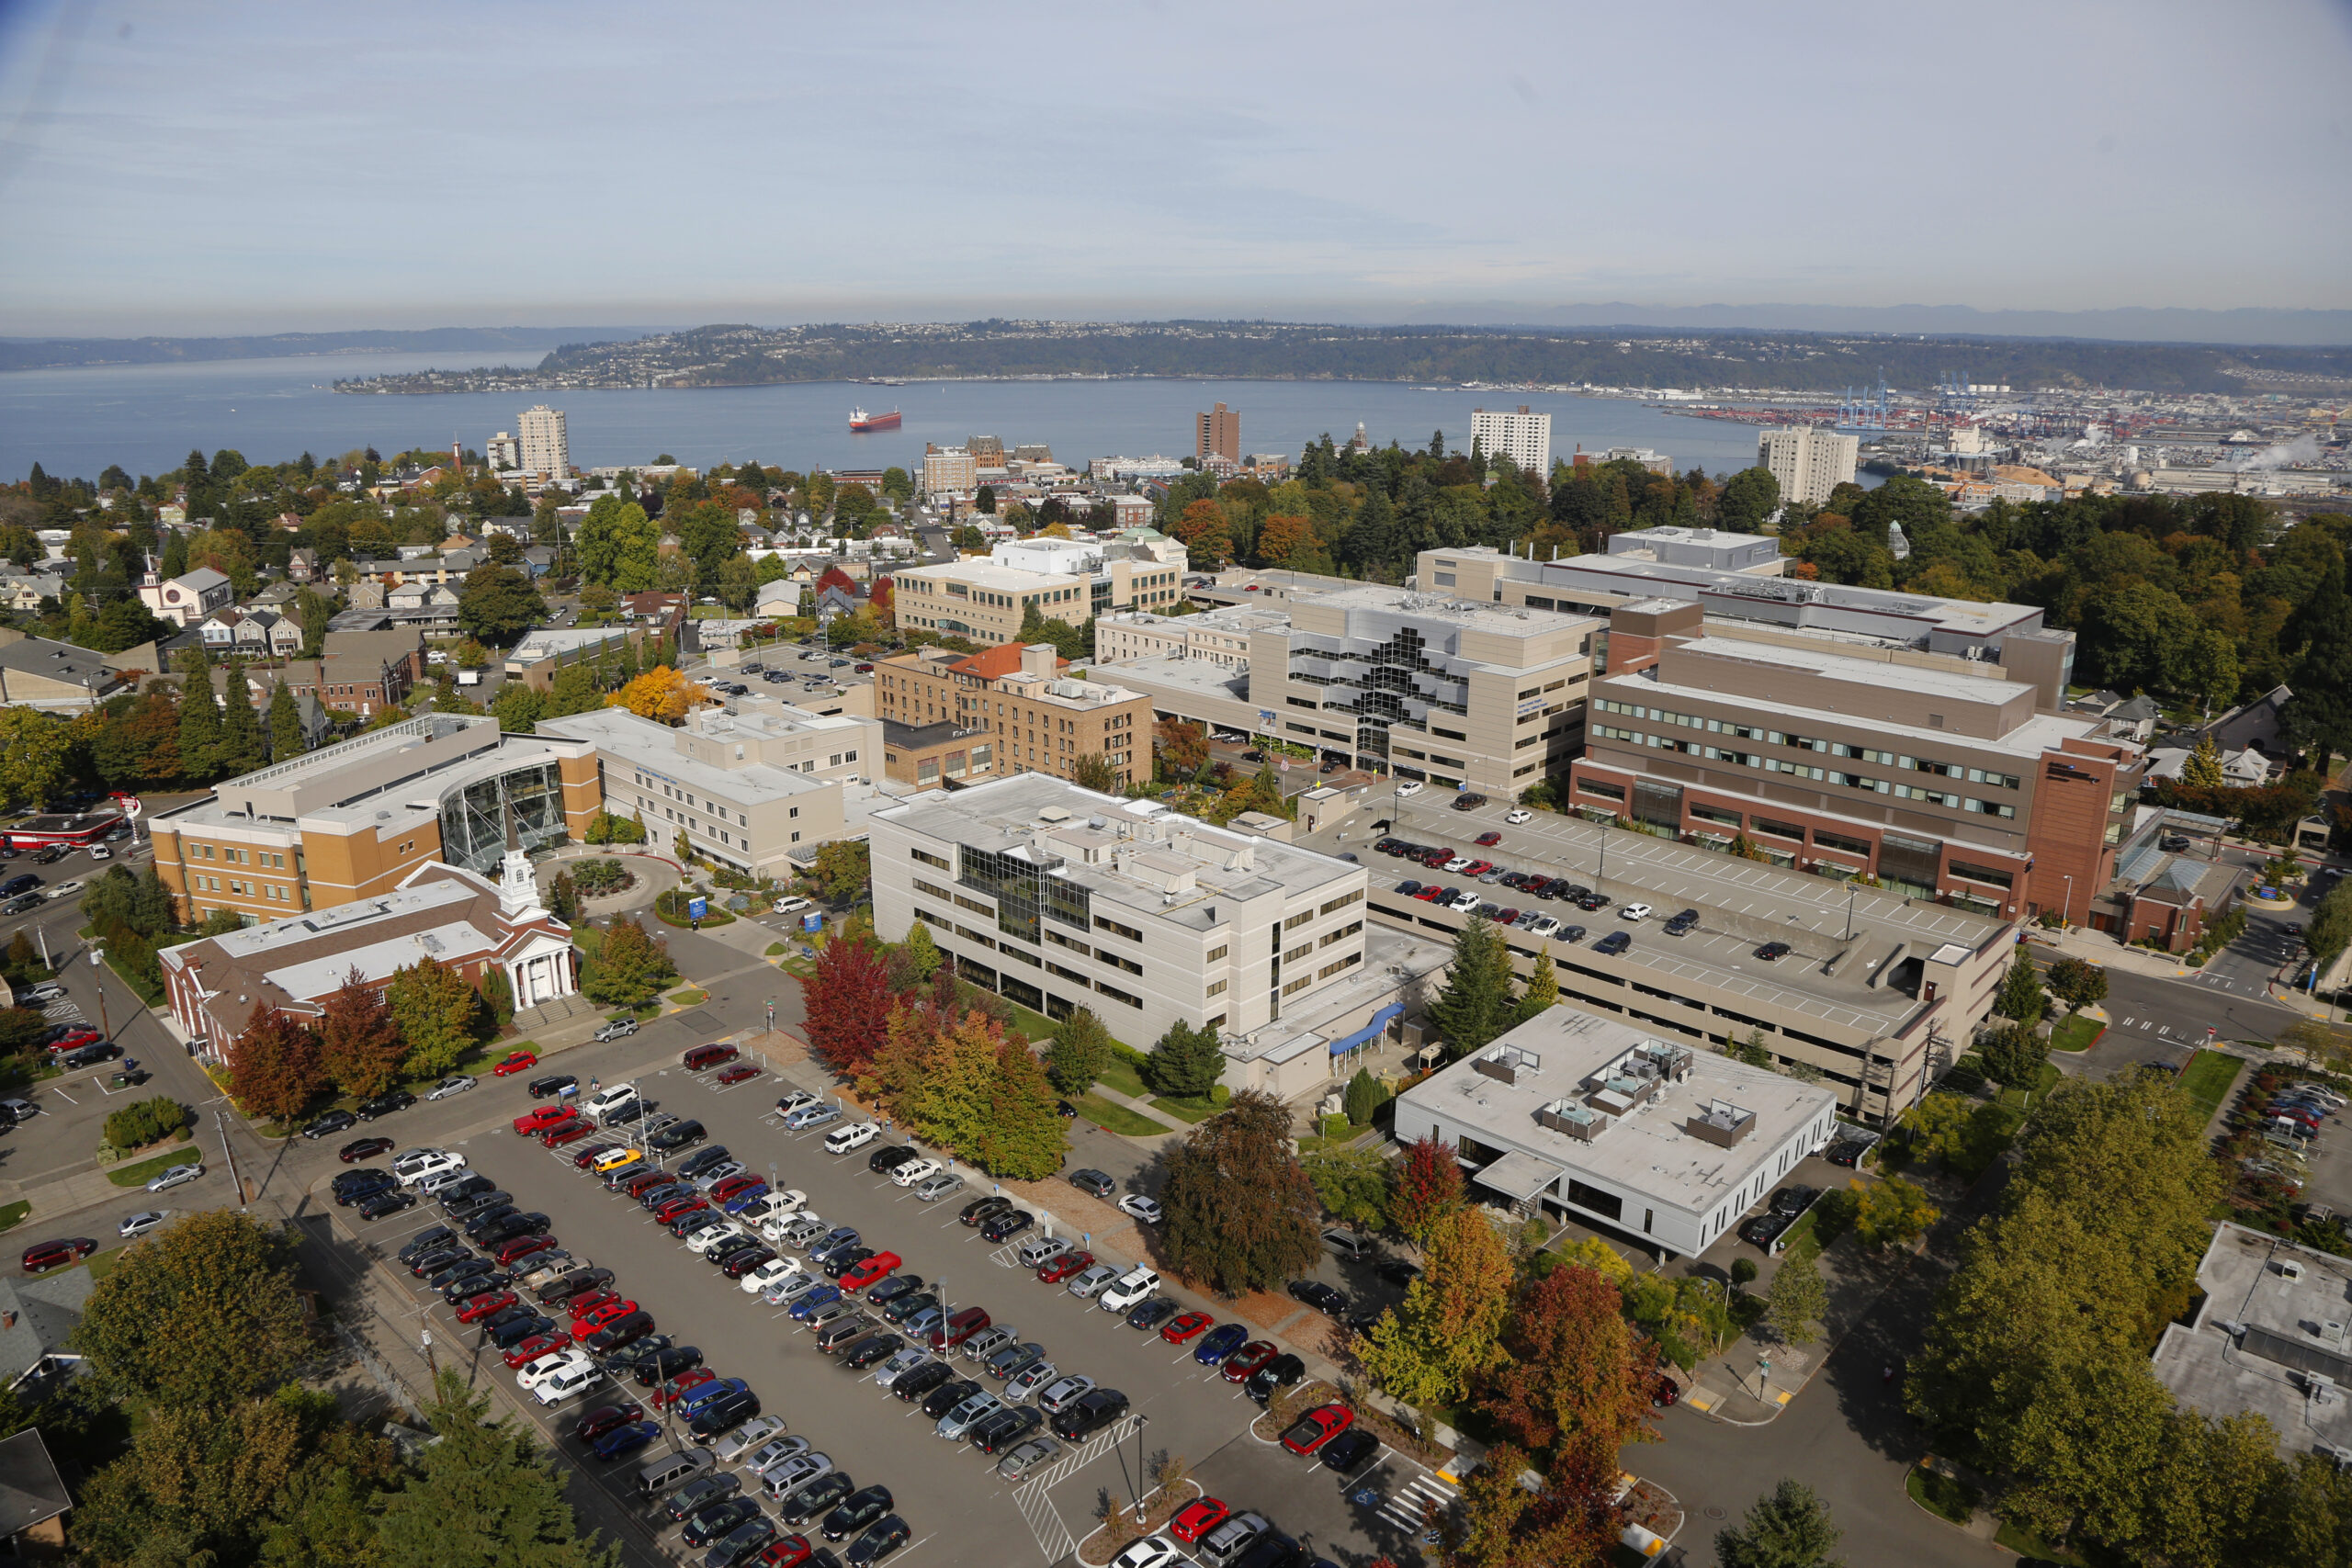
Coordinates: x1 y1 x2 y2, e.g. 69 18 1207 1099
316 964 407 1100
608 666 708 725
228 1006 326 1125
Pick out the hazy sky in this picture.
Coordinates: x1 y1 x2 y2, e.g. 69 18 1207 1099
3 0 2348 335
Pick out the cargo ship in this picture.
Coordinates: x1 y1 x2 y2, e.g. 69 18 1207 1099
849 407 900 433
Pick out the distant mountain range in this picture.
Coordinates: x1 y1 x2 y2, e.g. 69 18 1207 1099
0 327 653 374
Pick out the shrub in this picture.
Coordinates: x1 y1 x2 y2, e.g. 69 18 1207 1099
104 1095 190 1153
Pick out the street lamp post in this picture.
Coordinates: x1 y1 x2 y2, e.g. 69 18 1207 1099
2061 874 2075 930
1842 881 1859 942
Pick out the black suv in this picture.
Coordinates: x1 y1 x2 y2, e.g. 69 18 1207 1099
649 1119 707 1152
1451 792 1487 811
1663 909 1700 935
355 1089 415 1120
1593 931 1632 955
677 1145 734 1180
1050 1387 1130 1439
867 1145 918 1176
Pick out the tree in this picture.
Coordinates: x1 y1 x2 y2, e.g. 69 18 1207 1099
1155 717 1209 777
2043 955 2108 1012
799 935 893 1074
576 495 660 592
972 1036 1071 1180
974 484 997 515
2284 561 2352 765
1341 1066 1388 1125
1713 1480 1845 1568
175 647 222 782
266 679 305 759
455 561 546 646
1359 1206 1514 1414
384 954 482 1080
809 839 871 903
227 1007 325 1124
546 868 579 923
72 1209 311 1409
1390 1133 1465 1242
217 662 265 776
1159 1089 1321 1294
1144 1018 1224 1100
1513 943 1558 1023
1715 467 1782 531
1764 1257 1827 1346
1303 1145 1390 1230
1977 1021 2048 1091
1487 1263 1656 1460
0 706 71 811
315 965 407 1099
1045 1007 1112 1097
1442 1438 1623 1568
1733 1026 1776 1068
1994 947 2049 1024
1849 1175 1939 1250
1430 918 1515 1059
1070 753 1118 793
608 666 707 724
376 1368 616 1568
579 916 675 1012
492 680 547 733
2181 735 2228 789
902 919 942 981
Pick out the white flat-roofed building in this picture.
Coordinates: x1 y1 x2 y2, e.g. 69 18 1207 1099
1758 425 1859 506
1092 603 1289 671
1393 1005 1839 1258
2153 1223 2352 1460
518 405 571 479
871 774 1428 1082
1470 405 1552 477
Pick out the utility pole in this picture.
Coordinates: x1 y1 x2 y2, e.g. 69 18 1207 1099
217 1109 247 1210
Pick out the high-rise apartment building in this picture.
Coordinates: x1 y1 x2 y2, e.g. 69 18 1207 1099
517 405 571 479
486 431 521 471
1758 425 1859 507
1471 405 1553 477
1196 402 1239 464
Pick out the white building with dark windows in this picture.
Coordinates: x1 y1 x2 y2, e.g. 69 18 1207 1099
518 405 571 479
1470 405 1552 477
1392 1005 1839 1259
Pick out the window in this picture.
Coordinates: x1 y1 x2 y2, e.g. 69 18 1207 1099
1283 910 1313 932
1204 943 1227 962
1317 953 1361 980
1577 778 1625 802
1282 975 1312 997
1565 1179 1623 1222
1094 915 1143 943
1205 978 1227 997
1319 890 1363 915
1094 980 1143 1009
1283 943 1312 964
1318 921 1362 948
912 848 948 869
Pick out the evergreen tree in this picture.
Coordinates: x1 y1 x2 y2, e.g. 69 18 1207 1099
2180 736 2228 790
1341 1066 1386 1124
1514 942 1559 1023
1713 1479 1845 1568
1430 918 1514 1059
376 1369 616 1568
266 679 304 759
902 919 942 981
217 660 265 776
1045 1006 1112 1097
1144 1019 1224 1100
1995 948 2050 1024
2285 559 2352 766
1159 1089 1321 1294
175 646 222 782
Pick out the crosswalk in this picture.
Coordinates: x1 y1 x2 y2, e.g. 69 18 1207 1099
1366 1472 1459 1539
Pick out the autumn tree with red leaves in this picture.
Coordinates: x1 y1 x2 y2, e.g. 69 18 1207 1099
1485 1264 1659 1461
227 1007 326 1125
799 934 894 1074
1444 1438 1624 1568
1390 1132 1465 1243
315 965 408 1099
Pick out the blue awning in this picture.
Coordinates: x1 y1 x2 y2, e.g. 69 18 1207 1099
1329 1003 1406 1055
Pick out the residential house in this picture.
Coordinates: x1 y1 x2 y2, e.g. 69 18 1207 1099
138 567 235 627
520 545 557 578
287 547 320 582
345 579 389 611
280 628 424 716
0 570 49 613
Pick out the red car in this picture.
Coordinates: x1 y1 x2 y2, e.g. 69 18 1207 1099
1413 886 1445 902
573 1401 644 1441
842 1250 901 1291
503 1330 574 1369
716 1063 761 1087
566 1290 624 1320
655 1196 709 1224
620 1170 674 1199
46 1030 98 1053
1222 1340 1279 1382
458 1290 521 1324
1169 1498 1230 1544
1475 831 1501 847
492 1050 540 1077
753 1535 814 1567
542 1120 594 1147
1159 1310 1214 1345
514 1105 574 1136
650 1368 718 1410
709 1175 763 1204
1280 1402 1354 1456
1461 860 1493 876
19 1237 96 1273
575 1298 639 1332
1035 1249 1093 1283
496 1235 558 1267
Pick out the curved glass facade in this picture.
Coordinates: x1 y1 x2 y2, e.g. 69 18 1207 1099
437 761 566 875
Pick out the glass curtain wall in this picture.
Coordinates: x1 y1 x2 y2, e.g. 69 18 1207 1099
437 761 566 875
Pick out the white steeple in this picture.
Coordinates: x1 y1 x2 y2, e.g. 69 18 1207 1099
497 799 546 921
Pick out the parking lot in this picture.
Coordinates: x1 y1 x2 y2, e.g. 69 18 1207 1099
355 1049 1452 1567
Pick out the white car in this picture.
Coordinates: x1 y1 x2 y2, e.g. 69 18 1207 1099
1445 891 1480 912
823 1121 879 1155
1099 1266 1161 1313
715 1416 791 1464
530 1360 603 1406
1504 808 1532 825
687 1223 750 1256
1528 916 1562 939
42 881 85 902
1108 1538 1185 1568
1620 903 1654 921
890 1157 942 1189
774 1090 821 1119
517 1348 593 1391
424 1074 477 1100
872 1348 933 1389
390 1147 446 1179
22 983 65 1004
118 1209 167 1238
1396 781 1423 796
1116 1194 1164 1225
1036 1374 1097 1415
741 1257 802 1295
1066 1264 1120 1299
87 845 112 861
1442 856 1472 873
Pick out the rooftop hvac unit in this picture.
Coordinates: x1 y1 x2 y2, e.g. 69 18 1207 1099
2280 1260 2309 1282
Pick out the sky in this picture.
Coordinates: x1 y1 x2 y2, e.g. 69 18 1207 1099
2 0 2349 338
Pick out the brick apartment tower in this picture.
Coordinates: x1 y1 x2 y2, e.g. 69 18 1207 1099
1196 402 1238 464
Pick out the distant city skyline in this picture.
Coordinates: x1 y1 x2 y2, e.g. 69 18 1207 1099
1 1 2347 338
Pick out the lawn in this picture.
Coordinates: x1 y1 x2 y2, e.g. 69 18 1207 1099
1905 1463 1979 1526
87 1248 123 1283
1073 1093 1167 1136
668 988 709 1007
1994 1520 2086 1564
1148 1094 1219 1124
2179 1049 2244 1123
0 1200 28 1234
107 1149 196 1188
2049 1013 2104 1053
1096 1053 1149 1101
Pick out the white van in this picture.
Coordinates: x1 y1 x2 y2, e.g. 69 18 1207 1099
579 1083 640 1123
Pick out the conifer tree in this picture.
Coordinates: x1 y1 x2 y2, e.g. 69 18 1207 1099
1515 942 1559 1023
1046 1006 1113 1097
266 679 305 759
175 646 222 782
1430 918 1515 1059
218 660 266 776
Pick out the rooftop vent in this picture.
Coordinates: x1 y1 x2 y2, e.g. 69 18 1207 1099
1473 1043 1540 1086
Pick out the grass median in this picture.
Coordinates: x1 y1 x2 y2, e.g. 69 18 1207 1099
2049 1013 2103 1053
107 1148 196 1188
2179 1049 2244 1123
1073 1093 1166 1136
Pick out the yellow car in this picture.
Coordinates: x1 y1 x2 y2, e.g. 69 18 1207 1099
592 1147 643 1176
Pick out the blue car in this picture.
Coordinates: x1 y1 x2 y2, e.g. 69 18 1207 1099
788 1285 844 1320
720 1183 772 1216
591 1420 660 1461
808 1228 860 1265
1193 1322 1252 1366
676 1376 750 1419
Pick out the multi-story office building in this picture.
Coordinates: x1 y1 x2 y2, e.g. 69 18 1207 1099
870 773 1449 1099
1196 402 1239 464
518 405 571 479
1091 603 1289 671
1470 405 1553 477
538 695 880 875
922 446 977 499
875 643 1149 788
1758 425 1859 506
1393 1009 1839 1258
891 556 1189 645
1567 598 2145 923
149 714 602 926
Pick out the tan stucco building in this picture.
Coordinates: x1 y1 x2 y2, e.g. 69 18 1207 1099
876 643 1149 789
